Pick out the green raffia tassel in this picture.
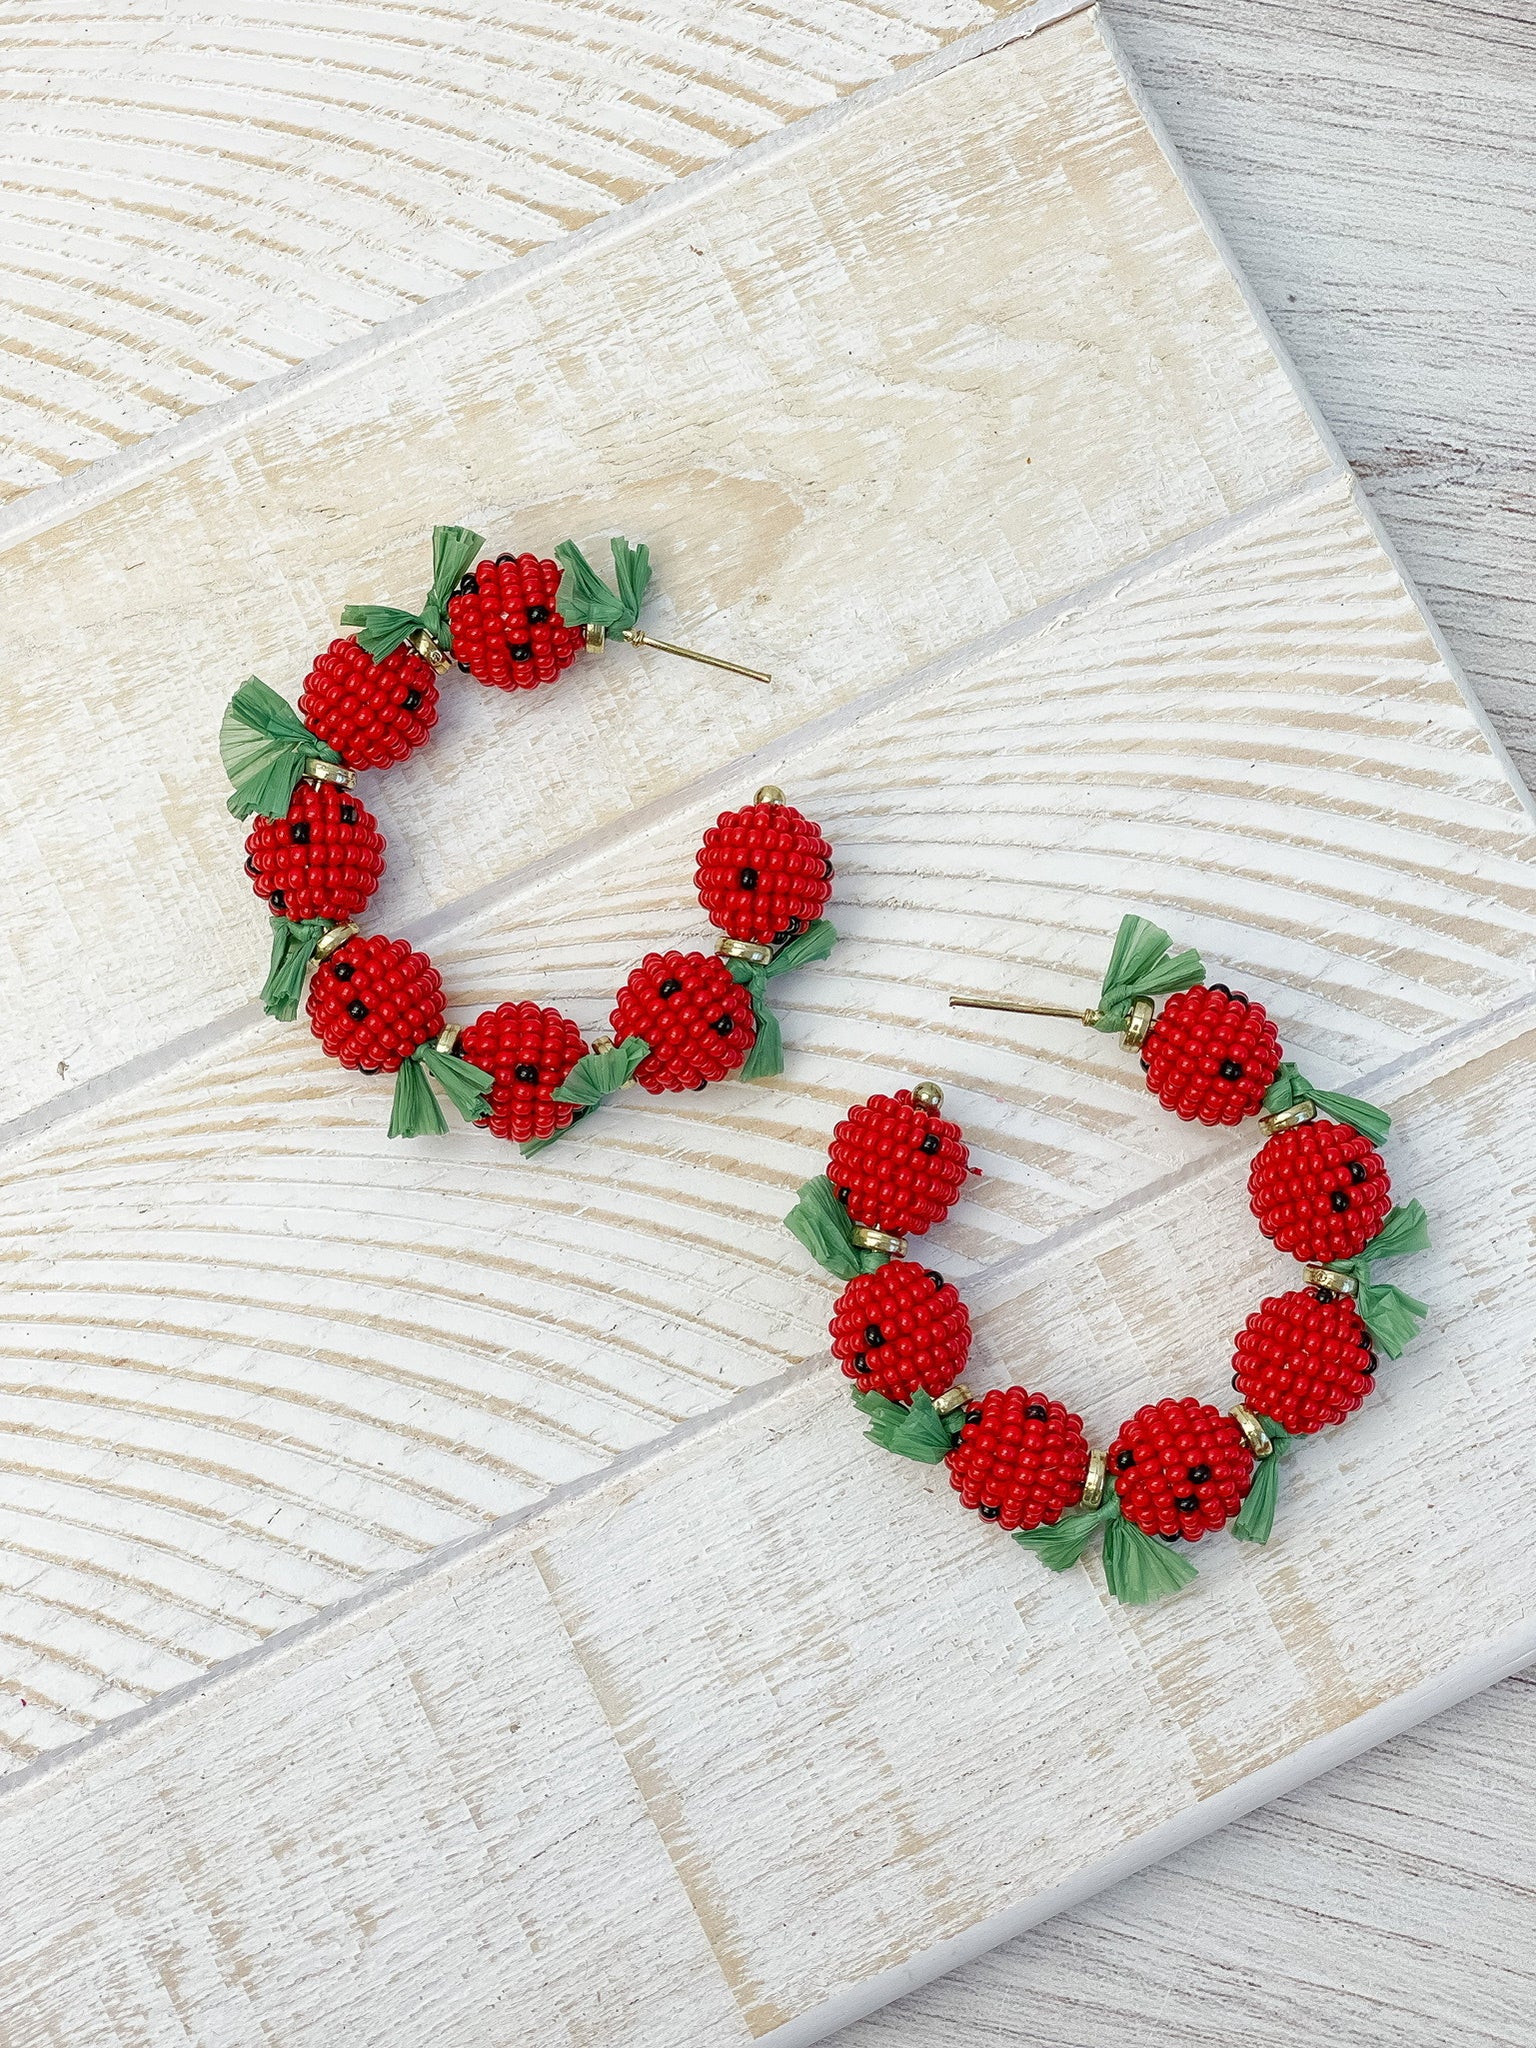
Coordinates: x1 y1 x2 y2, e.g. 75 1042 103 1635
851 1388 962 1463
1262 1061 1391 1144
340 524 483 660
220 676 340 821
1101 1495 1199 1603
1014 1492 1119 1571
1092 913 1204 1034
260 917 332 1021
726 919 838 1080
387 1039 494 1139
784 1174 886 1281
553 536 652 635
550 1035 649 1111
1232 1417 1296 1545
1320 1199 1431 1358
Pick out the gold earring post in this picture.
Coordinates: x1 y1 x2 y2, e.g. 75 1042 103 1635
620 627 770 684
949 995 1101 1026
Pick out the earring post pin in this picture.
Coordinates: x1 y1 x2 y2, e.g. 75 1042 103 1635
622 628 770 684
949 994 1096 1024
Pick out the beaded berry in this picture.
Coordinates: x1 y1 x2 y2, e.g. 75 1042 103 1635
947 1387 1091 1531
459 1002 589 1145
1107 1397 1255 1542
445 554 584 692
610 951 757 1093
306 934 444 1074
1140 983 1283 1125
298 636 439 770
1233 1288 1376 1437
695 798 834 948
829 1260 971 1403
244 780 385 925
826 1090 970 1239
1249 1116 1392 1262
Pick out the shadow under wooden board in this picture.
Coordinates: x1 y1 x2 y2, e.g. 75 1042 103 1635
0 9 1532 2045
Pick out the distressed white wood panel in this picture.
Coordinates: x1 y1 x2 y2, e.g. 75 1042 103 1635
0 12 1331 1130
2 998 1531 2045
2 476 1532 1767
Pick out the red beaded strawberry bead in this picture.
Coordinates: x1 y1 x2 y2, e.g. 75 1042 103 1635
244 780 385 925
306 934 444 1073
1232 1287 1377 1436
458 1002 589 1144
1107 1397 1255 1542
1140 982 1283 1125
826 1090 970 1238
610 950 757 1093
1249 1117 1392 1262
298 636 438 770
947 1387 1090 1531
695 798 834 947
445 554 584 692
830 1260 971 1403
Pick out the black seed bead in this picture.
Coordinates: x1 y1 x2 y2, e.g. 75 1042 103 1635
924 1269 944 1289
1219 1058 1243 1080
1024 1403 1048 1421
346 999 368 1021
514 1063 539 1083
738 867 759 890
711 1015 733 1035
979 1505 1002 1520
692 1080 709 1091
1187 1463 1211 1483
853 1355 871 1374
496 552 515 563
290 820 311 845
1312 1286 1333 1303
1331 1190 1352 1213
1174 1495 1200 1513
269 890 286 913
919 1134 940 1155
339 803 358 825
245 856 260 876
1208 982 1230 995
1349 1161 1368 1184
837 1187 851 1204
403 688 423 712
965 1407 984 1425
1114 1449 1135 1471
331 960 355 981
527 604 550 624
864 1324 884 1348
455 573 478 595
509 644 533 662
658 978 682 998
1160 1531 1185 1543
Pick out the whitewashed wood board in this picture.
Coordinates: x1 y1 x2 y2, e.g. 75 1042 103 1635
1 5 1534 2041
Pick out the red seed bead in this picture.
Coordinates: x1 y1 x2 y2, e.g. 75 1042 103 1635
298 635 438 770
243 779 385 925
694 798 833 947
826 1090 969 1240
946 1385 1091 1531
1232 1287 1377 1436
1140 983 1283 1125
445 554 584 692
1249 1117 1391 1262
1107 1396 1255 1542
458 1001 589 1145
830 1259 970 1403
305 933 443 1073
609 950 756 1094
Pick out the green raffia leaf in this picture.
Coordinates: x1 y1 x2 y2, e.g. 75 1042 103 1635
551 1035 648 1109
1322 1200 1431 1357
389 1055 448 1139
260 917 331 1020
1101 1504 1200 1604
415 1041 494 1123
728 919 839 1081
851 1388 960 1463
518 1113 585 1159
1014 1493 1118 1571
1233 1417 1296 1545
1262 1061 1391 1143
220 677 339 820
1093 913 1204 1033
783 1175 885 1281
553 536 652 634
341 524 483 659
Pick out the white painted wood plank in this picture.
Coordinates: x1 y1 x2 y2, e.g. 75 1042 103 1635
1 12 1329 1130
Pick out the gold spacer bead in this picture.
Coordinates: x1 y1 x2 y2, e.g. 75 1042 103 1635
1120 995 1155 1050
1231 1405 1274 1458
933 1384 972 1418
1080 1447 1107 1512
851 1224 906 1258
435 1024 461 1057
716 935 774 967
911 1080 944 1111
405 626 451 675
313 922 358 962
585 623 606 652
1304 1263 1358 1298
305 758 356 790
1261 1099 1318 1136
754 784 786 805
590 1035 615 1056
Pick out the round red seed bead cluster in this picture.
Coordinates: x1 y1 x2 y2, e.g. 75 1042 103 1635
694 800 834 948
946 1387 1091 1531
1232 1288 1377 1437
458 1001 589 1145
1249 1117 1391 1262
1108 1397 1255 1541
244 780 385 924
298 636 438 770
610 951 756 1093
445 555 584 691
826 1091 969 1239
1140 983 1283 1125
830 1260 971 1403
306 934 443 1073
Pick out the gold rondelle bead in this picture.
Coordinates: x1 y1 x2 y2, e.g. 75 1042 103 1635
1080 1447 1107 1512
1120 995 1155 1050
306 758 356 790
1261 1099 1318 1136
851 1225 907 1258
911 1081 944 1111
585 623 606 652
716 935 774 967
313 922 359 962
405 626 451 675
1231 1405 1273 1458
1304 1263 1358 1297
933 1384 972 1417
754 784 786 805
435 1024 461 1057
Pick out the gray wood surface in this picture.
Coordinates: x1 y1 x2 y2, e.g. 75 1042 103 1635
834 2 1536 2040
